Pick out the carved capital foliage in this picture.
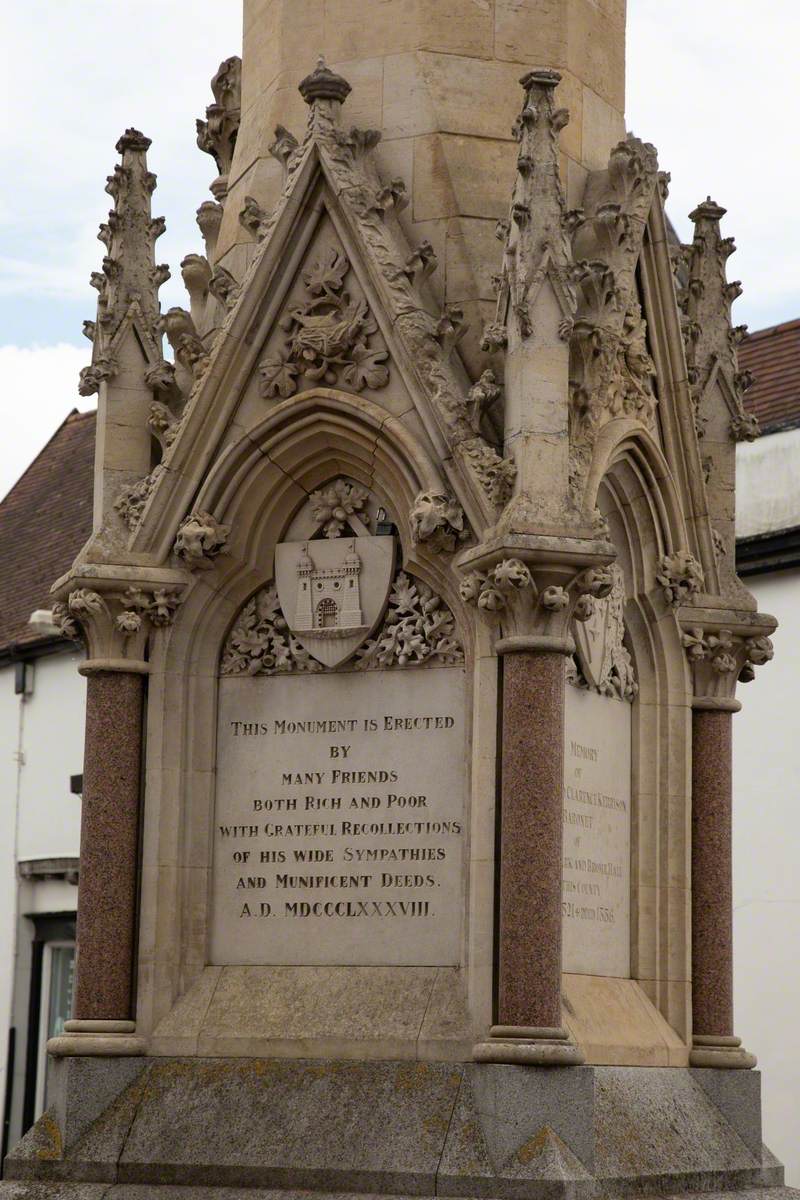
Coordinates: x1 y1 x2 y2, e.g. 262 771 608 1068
676 197 757 442
196 56 242 191
410 490 470 554
567 135 660 500
485 69 575 352
460 556 612 643
656 551 704 606
681 624 774 702
53 582 184 662
173 511 230 569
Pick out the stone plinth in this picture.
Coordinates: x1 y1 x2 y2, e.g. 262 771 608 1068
2 1057 790 1199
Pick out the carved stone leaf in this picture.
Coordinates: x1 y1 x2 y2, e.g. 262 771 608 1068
259 353 300 399
356 570 464 670
341 343 389 391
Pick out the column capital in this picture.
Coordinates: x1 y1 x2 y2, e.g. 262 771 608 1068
51 569 186 669
458 540 614 651
678 607 776 706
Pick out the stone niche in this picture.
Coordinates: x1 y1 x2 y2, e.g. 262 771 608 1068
141 472 482 1060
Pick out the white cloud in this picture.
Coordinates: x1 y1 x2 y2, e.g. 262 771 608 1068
0 344 93 501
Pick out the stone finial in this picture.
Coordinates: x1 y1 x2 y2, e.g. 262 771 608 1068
299 58 352 106
79 128 169 397
679 196 757 442
196 56 242 199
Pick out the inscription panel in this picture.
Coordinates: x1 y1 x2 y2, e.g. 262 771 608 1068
211 668 466 966
562 686 631 978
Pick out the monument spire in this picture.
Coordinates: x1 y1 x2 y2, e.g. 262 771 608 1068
214 0 627 376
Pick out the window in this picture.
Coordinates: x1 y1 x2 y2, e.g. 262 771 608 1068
35 943 75 1115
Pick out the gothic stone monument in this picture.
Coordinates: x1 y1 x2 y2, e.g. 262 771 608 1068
3 2 796 1197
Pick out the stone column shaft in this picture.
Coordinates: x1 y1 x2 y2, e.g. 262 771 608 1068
497 649 564 1029
691 708 733 1038
73 671 144 1021
689 704 755 1069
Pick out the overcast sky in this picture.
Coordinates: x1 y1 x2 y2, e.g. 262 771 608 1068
2 0 798 499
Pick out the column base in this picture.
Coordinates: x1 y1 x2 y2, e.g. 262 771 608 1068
48 1019 145 1058
473 1024 585 1065
689 1034 757 1070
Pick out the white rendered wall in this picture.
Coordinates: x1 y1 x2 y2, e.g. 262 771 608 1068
734 435 800 1187
0 663 20 1144
736 426 800 538
0 648 84 1149
16 651 85 862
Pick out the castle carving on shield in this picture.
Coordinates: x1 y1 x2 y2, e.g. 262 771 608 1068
294 540 364 635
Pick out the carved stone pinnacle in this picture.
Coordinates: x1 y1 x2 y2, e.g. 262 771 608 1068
299 58 352 105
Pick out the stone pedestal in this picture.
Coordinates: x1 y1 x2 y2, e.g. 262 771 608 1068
2 1057 789 1199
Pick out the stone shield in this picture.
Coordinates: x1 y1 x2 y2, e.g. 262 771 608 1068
274 535 395 668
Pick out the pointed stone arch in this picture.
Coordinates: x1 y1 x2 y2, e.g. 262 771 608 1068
587 426 693 1043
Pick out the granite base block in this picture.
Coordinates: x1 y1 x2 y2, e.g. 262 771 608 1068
1 1058 796 1200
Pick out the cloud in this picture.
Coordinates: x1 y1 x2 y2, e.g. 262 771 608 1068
0 344 93 501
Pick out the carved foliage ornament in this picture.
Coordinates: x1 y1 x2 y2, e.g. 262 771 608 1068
656 551 704 607
221 568 463 676
309 479 369 538
410 490 469 554
258 248 389 399
682 626 773 686
52 584 183 658
460 557 613 640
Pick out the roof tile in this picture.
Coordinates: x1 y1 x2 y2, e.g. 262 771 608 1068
0 410 95 652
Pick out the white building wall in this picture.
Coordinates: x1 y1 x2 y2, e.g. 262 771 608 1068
0 647 85 1155
16 652 85 862
734 439 800 1187
0 665 20 1151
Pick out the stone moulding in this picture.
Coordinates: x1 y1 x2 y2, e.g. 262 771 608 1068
221 566 463 676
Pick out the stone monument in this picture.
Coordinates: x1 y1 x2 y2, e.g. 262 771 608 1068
3 2 796 1196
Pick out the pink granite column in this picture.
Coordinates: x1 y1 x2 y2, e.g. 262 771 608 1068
498 650 564 1028
475 645 582 1064
73 671 144 1021
691 708 733 1038
690 706 755 1068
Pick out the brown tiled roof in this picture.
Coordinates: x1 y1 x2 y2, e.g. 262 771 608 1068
0 410 95 653
740 317 800 433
